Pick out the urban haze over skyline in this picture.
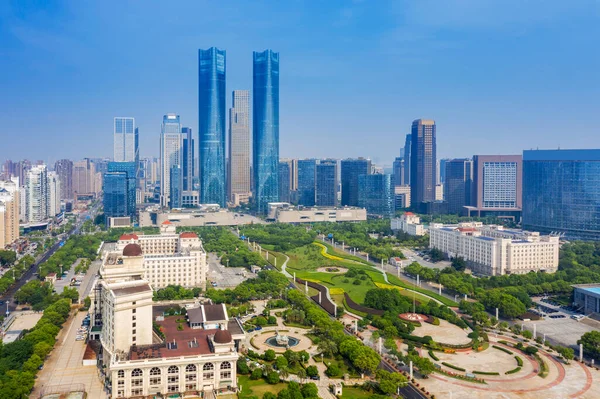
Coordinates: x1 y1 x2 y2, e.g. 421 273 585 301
1 1 598 165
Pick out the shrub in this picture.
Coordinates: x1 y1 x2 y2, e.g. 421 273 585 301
428 350 439 361
266 371 280 384
505 367 521 375
473 370 500 375
515 356 523 367
492 345 512 355
250 368 263 380
442 362 466 372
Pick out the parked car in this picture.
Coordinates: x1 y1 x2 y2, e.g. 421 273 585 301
255 326 262 331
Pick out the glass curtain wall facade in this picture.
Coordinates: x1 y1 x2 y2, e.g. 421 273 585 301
198 47 226 207
410 119 436 205
181 127 194 191
403 134 411 185
160 114 183 208
297 159 316 206
106 161 136 219
278 161 291 203
444 159 473 215
358 174 395 217
228 90 251 202
523 149 600 240
113 117 138 165
103 173 127 220
341 158 371 207
253 50 280 213
316 160 337 207
170 165 182 208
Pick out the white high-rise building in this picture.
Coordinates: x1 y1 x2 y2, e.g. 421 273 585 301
160 114 183 208
228 90 251 203
25 164 49 223
114 117 139 163
0 177 20 248
47 171 61 217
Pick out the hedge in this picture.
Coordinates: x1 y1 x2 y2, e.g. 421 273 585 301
473 370 500 376
442 362 466 372
515 356 523 367
428 350 439 361
295 277 337 316
505 367 521 375
343 292 384 316
492 345 512 355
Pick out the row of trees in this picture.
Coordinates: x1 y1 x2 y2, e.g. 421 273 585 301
205 270 290 304
186 227 265 268
14 280 79 311
0 255 35 297
239 224 317 252
0 297 73 397
153 285 202 301
38 234 103 278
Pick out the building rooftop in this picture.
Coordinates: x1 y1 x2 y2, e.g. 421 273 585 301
179 232 199 239
574 285 600 295
112 284 152 297
130 316 225 360
119 233 139 240
187 304 228 324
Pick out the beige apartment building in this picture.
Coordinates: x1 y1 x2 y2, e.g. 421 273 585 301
429 222 559 276
116 222 207 289
391 212 426 236
91 243 240 398
0 178 20 248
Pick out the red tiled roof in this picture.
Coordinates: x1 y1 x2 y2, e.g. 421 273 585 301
119 233 139 240
180 232 198 239
458 227 476 232
162 220 172 225
404 212 415 215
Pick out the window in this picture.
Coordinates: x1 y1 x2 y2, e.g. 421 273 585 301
117 370 125 378
186 364 197 372
203 363 214 371
132 322 136 328
150 367 161 375
220 362 231 370
131 368 143 377
133 329 136 335
132 309 136 314
168 365 179 374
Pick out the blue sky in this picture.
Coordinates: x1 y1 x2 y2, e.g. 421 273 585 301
0 0 598 167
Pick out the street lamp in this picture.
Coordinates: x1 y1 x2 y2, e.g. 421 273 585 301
5 300 9 317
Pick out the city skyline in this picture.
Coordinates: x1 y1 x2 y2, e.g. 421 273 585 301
1 1 598 166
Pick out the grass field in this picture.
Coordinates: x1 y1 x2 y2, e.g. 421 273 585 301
387 274 459 307
238 375 287 399
339 387 374 398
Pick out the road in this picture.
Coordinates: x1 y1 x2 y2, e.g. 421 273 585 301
379 359 429 399
0 203 100 314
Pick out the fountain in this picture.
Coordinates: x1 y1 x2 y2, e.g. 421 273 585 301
265 330 300 349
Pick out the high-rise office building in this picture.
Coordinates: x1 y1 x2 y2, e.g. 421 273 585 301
47 171 61 217
359 174 395 217
182 127 195 192
54 159 73 200
253 50 280 213
278 161 291 203
523 149 600 240
341 158 371 207
403 134 412 186
160 114 183 208
393 157 405 187
297 159 317 206
316 160 337 207
103 173 127 222
228 90 251 203
0 178 20 247
72 159 96 195
106 162 137 219
170 165 183 209
410 119 436 205
25 164 49 223
113 117 139 165
438 159 450 185
198 47 226 207
444 159 473 215
466 155 522 219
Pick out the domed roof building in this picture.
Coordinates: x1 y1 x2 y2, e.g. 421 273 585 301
122 243 143 257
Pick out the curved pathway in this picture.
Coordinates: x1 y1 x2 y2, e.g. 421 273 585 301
280 253 292 278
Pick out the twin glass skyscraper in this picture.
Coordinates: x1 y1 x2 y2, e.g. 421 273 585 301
253 50 280 213
198 47 279 211
199 48 227 207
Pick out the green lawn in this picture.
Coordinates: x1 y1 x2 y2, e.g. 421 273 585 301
387 273 458 307
238 375 287 399
339 386 374 398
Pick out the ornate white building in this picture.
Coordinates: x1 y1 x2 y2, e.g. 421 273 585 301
429 222 559 276
116 221 207 288
91 243 242 398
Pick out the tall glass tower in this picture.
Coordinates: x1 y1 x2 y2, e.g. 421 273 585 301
253 49 280 213
198 47 226 207
410 119 436 205
160 114 183 208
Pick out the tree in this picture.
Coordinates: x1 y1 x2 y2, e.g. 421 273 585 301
522 330 533 340
557 346 575 364
0 250 17 266
325 364 339 377
264 349 276 361
525 346 538 356
376 369 408 394
250 368 263 380
300 383 319 399
297 369 307 383
237 359 250 374
579 331 600 360
451 257 467 272
305 365 318 378
317 339 338 357
266 371 280 384
276 356 288 370
263 393 277 399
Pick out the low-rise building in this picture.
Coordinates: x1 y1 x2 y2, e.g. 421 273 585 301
138 205 259 228
429 222 559 276
573 284 600 313
267 203 367 223
114 222 207 288
391 212 426 236
90 243 241 398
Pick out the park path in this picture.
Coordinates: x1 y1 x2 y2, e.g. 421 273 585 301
280 253 292 278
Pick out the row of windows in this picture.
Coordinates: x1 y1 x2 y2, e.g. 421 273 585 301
123 362 230 378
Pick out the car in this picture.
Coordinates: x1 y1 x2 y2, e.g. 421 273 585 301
310 376 320 380
76 336 85 341
255 326 262 331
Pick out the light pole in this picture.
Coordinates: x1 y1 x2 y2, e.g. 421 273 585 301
5 300 9 317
